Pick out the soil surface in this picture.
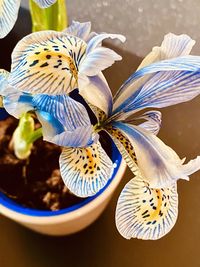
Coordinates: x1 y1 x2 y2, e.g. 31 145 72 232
0 117 82 211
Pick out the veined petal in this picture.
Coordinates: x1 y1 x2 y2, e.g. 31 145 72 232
3 90 33 118
32 94 91 130
137 33 195 70
113 55 200 116
86 33 126 53
115 34 196 113
124 110 162 135
36 110 94 147
79 47 122 76
0 69 9 95
87 103 107 124
33 0 57 8
160 33 195 59
33 94 93 147
9 31 87 94
59 141 114 197
116 175 178 240
112 121 200 188
79 72 113 116
63 21 91 41
0 0 20 39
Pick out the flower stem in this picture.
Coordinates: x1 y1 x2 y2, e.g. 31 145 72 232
12 113 43 160
27 127 43 144
29 0 68 32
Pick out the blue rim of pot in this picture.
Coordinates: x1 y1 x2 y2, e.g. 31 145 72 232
0 108 122 217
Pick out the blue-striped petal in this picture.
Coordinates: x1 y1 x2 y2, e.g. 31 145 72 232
137 33 195 70
59 141 114 197
33 0 56 8
116 175 178 240
127 111 162 135
112 121 200 188
113 55 200 116
63 21 91 41
32 94 93 147
79 73 113 116
9 31 87 94
115 33 196 110
0 0 20 39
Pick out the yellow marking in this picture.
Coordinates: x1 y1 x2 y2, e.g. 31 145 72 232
149 190 162 221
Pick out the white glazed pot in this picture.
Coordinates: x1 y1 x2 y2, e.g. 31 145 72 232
0 109 126 236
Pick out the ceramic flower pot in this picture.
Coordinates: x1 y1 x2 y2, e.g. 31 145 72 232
0 109 126 236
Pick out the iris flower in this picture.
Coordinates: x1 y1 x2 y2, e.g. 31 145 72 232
58 33 200 240
0 0 57 38
2 30 200 240
0 21 125 195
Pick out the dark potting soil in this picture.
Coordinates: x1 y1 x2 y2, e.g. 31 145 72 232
0 116 112 211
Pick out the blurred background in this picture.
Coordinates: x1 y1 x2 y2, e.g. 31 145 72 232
1 1 200 266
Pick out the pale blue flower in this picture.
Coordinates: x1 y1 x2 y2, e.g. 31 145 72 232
78 33 200 240
0 0 57 38
2 32 200 240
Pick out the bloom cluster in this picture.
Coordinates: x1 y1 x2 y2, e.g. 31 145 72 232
1 20 200 240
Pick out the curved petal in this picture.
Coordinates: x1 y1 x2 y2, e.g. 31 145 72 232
33 0 57 8
112 121 200 188
86 33 126 53
125 110 162 135
32 94 94 147
114 33 196 111
63 21 91 41
9 31 87 94
137 33 195 70
113 55 200 116
0 69 9 95
3 90 33 118
79 47 122 76
79 72 113 116
59 141 114 197
0 0 20 39
116 175 178 240
36 111 94 147
105 126 138 174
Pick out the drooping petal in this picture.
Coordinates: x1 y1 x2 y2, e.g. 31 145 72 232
79 47 122 76
0 0 20 39
9 31 87 94
33 0 57 8
79 72 113 116
0 69 9 95
32 94 94 147
86 33 126 53
63 21 91 41
137 33 195 70
112 121 200 188
113 56 200 116
59 141 114 197
116 175 178 240
36 110 94 147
